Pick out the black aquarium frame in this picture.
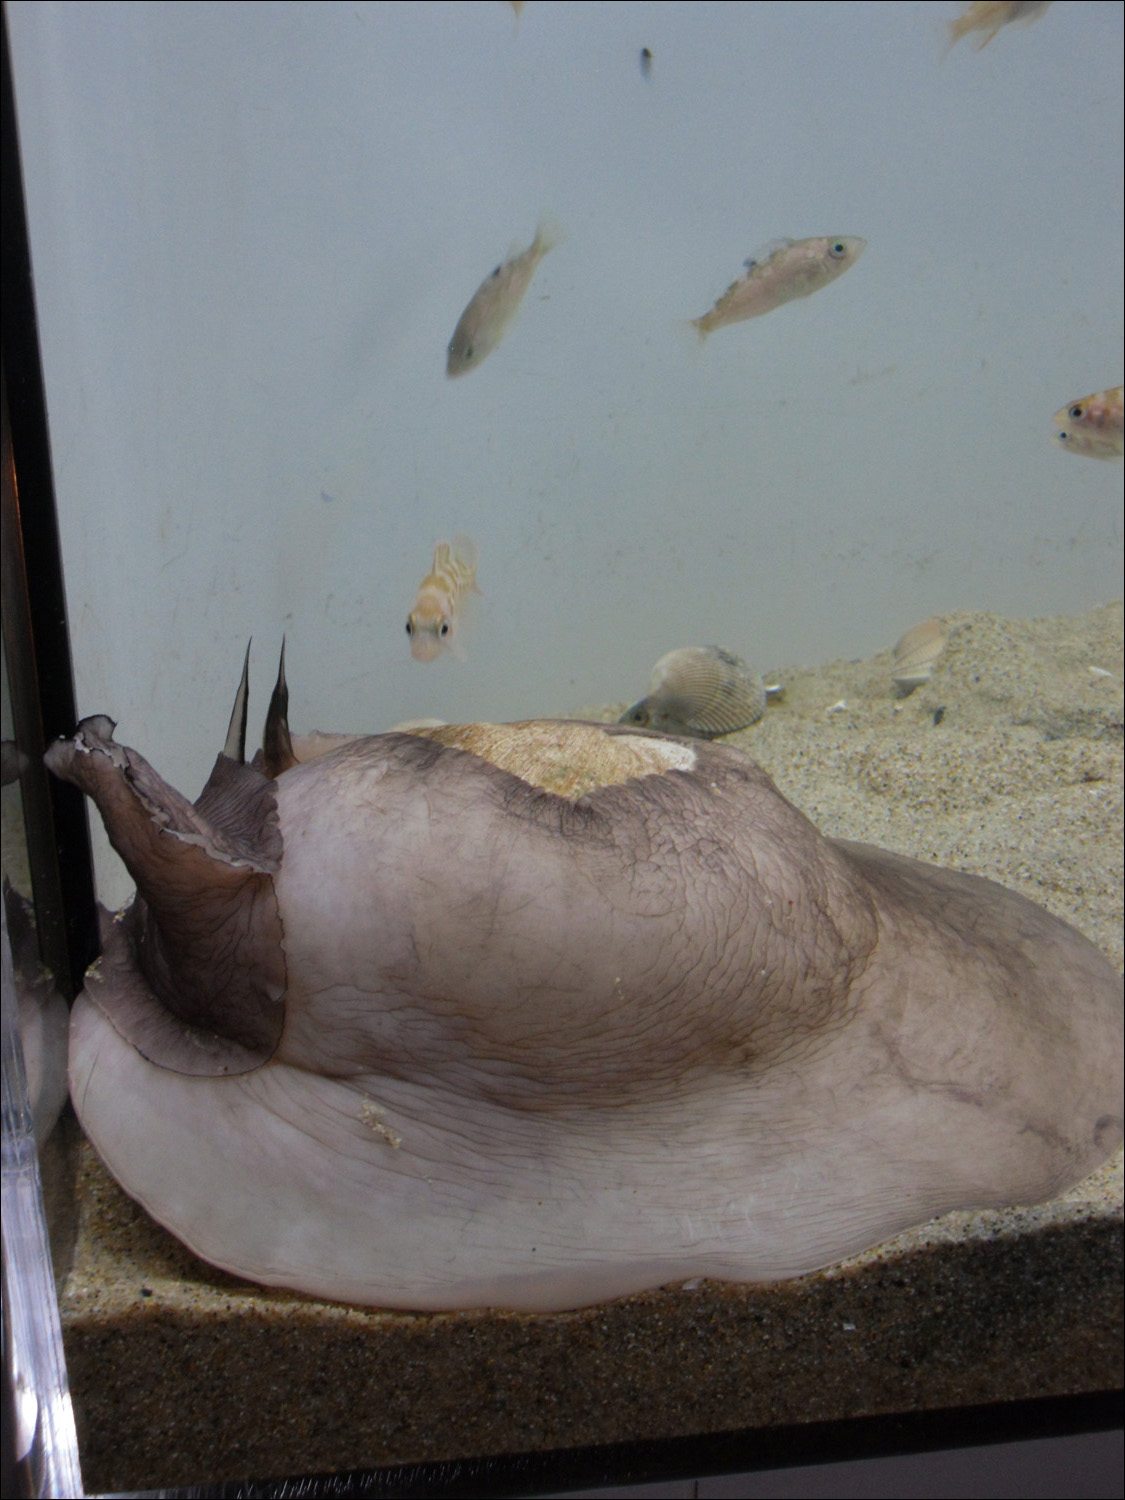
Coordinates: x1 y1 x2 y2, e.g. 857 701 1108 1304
1 7 1121 1496
93 1392 1125 1499
0 5 97 1002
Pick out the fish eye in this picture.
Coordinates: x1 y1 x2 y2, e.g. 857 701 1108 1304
830 242 847 257
1068 404 1085 420
405 620 413 636
439 622 450 637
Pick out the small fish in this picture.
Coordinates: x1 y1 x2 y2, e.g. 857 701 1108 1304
446 218 564 378
692 236 866 340
947 2 1052 51
619 646 766 739
640 47 653 79
406 535 480 662
1053 387 1124 461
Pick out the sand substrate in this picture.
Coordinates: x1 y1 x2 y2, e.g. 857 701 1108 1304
54 603 1123 1492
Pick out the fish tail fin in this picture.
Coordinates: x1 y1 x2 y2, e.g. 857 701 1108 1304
689 316 710 345
941 12 972 60
533 213 567 257
670 318 707 362
450 532 480 577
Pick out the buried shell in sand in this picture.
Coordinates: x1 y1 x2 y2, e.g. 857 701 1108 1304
891 617 947 697
44 648 1124 1313
619 645 767 738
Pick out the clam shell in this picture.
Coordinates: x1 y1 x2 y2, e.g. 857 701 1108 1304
619 646 766 738
891 618 946 695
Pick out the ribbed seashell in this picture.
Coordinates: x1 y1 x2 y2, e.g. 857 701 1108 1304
619 646 767 739
891 618 947 696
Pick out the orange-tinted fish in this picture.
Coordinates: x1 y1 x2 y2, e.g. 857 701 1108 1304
947 2 1051 51
692 236 866 341
406 535 480 662
1053 386 1124 461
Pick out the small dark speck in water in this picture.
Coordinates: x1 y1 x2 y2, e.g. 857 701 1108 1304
932 707 946 726
640 47 653 79
139 1287 153 1298
321 491 335 503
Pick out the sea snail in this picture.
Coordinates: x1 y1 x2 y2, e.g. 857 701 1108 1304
46 647 1123 1311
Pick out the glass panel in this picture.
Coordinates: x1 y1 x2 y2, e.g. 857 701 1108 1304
4 4 1122 1492
2 623 84 1499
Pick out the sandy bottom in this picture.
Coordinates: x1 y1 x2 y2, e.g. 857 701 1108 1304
53 602 1123 1492
577 599 1123 970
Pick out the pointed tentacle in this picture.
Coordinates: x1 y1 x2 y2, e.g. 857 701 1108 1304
261 638 297 778
223 641 251 763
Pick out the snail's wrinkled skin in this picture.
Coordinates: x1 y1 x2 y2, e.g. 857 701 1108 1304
46 656 1123 1312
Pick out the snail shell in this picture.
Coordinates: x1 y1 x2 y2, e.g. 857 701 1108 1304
891 618 946 697
619 646 767 738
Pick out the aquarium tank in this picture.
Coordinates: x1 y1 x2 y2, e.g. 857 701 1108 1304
4 0 1121 905
2 2 1122 1494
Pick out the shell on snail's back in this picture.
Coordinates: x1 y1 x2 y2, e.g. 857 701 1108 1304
891 618 947 696
619 646 767 738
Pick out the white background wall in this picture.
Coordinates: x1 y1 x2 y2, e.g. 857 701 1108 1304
7 1 1123 905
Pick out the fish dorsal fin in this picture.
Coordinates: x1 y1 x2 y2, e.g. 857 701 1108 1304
744 238 794 271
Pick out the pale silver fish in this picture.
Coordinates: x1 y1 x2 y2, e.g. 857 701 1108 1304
692 236 866 340
446 218 564 377
1053 386 1124 461
619 646 767 739
406 534 480 662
